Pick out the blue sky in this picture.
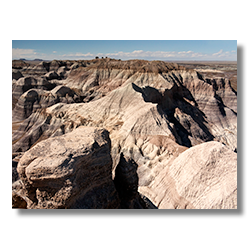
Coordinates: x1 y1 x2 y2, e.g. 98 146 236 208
12 40 237 61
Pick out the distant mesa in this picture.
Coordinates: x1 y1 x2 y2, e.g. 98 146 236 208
18 58 43 61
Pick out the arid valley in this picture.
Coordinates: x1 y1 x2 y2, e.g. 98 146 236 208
12 58 237 209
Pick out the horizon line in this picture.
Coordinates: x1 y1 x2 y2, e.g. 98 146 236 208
12 58 237 62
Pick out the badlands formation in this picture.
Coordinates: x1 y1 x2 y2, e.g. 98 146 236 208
12 58 237 209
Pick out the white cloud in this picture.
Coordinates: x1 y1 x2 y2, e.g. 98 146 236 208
212 49 223 56
12 48 237 61
60 49 236 60
104 50 181 59
178 51 193 54
191 52 203 57
12 48 37 59
62 52 94 58
132 50 143 54
210 49 237 59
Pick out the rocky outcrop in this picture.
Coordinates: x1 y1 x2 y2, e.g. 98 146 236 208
45 71 59 80
139 141 237 209
13 86 83 121
28 61 50 75
12 76 56 122
18 60 73 76
63 59 237 149
49 60 73 72
13 89 42 120
12 60 30 69
57 66 68 78
65 59 185 102
15 127 120 209
12 76 56 100
12 59 237 209
13 126 154 209
12 70 236 153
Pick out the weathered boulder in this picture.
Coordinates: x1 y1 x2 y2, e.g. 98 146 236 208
16 127 120 209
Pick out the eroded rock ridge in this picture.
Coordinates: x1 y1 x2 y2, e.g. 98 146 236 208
12 58 237 209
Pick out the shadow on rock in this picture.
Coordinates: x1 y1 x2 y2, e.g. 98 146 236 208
114 152 157 209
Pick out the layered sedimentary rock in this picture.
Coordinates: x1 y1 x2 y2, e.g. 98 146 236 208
12 71 237 156
12 76 56 100
12 59 237 209
12 127 153 209
12 82 178 159
13 86 82 121
139 141 237 209
16 60 75 76
65 59 185 102
15 127 120 209
12 60 30 69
